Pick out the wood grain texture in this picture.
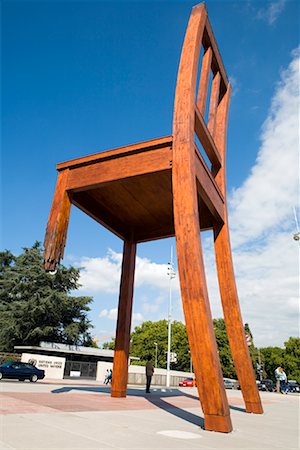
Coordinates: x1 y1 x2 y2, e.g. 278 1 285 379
208 71 221 137
57 136 173 170
111 240 136 397
172 3 232 433
194 147 224 223
197 46 212 115
194 105 221 170
213 88 263 415
203 17 229 87
67 146 172 192
44 170 71 271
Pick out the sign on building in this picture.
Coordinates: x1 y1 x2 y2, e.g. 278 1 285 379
21 353 66 379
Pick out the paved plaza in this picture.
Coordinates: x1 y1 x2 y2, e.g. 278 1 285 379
0 379 299 450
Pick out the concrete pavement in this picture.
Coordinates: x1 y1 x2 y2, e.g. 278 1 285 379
0 379 299 450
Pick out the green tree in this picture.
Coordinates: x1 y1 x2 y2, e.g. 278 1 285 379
0 242 94 351
213 318 236 378
243 322 259 370
282 337 300 382
103 339 115 350
130 320 170 368
103 318 248 376
258 346 284 381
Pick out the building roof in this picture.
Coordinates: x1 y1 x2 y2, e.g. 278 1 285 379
14 344 114 359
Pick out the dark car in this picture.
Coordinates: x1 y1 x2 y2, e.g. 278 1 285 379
179 377 196 387
287 380 300 393
0 362 45 382
258 379 275 392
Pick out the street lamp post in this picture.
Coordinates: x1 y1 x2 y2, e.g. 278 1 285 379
293 207 300 242
189 350 193 373
154 342 158 368
166 247 176 388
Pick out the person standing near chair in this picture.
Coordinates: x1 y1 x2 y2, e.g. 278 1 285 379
279 368 288 394
145 356 154 393
275 367 288 393
275 366 282 393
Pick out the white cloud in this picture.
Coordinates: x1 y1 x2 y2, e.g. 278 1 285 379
99 308 143 322
76 249 180 294
142 295 164 314
76 249 122 294
224 48 299 346
229 48 299 248
132 312 144 321
99 308 118 320
229 75 239 97
200 49 300 347
257 0 287 25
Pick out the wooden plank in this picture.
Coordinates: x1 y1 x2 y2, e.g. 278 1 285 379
57 136 173 170
208 71 221 137
213 88 263 414
90 182 162 229
67 147 172 192
214 223 263 414
44 170 71 271
194 148 225 224
202 18 229 87
194 104 222 170
118 171 173 227
197 46 212 115
172 2 232 433
72 191 130 240
135 226 175 243
111 240 136 398
214 84 231 192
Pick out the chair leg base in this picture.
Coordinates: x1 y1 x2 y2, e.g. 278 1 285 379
245 401 264 414
204 414 233 433
111 390 127 398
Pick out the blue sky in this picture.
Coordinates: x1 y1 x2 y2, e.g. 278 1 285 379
2 0 299 348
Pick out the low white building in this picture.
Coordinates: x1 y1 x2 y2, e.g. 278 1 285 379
15 342 193 386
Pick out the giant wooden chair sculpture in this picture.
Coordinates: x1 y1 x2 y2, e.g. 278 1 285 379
44 3 263 432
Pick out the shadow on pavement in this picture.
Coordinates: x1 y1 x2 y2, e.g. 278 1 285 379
51 385 245 425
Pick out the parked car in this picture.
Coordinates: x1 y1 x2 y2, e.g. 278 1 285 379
287 380 300 393
258 379 275 392
0 362 45 382
223 379 235 389
179 377 196 387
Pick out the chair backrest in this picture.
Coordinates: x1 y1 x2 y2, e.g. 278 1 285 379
173 3 231 195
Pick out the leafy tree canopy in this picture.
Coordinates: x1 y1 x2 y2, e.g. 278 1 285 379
260 337 300 383
0 242 94 351
129 319 189 371
104 319 300 383
104 318 238 376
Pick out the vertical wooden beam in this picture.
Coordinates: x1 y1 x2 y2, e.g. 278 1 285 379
208 71 221 137
214 89 263 414
172 4 232 433
197 46 212 116
111 239 136 398
44 169 71 271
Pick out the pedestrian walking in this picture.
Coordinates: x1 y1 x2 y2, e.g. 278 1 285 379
104 369 112 385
